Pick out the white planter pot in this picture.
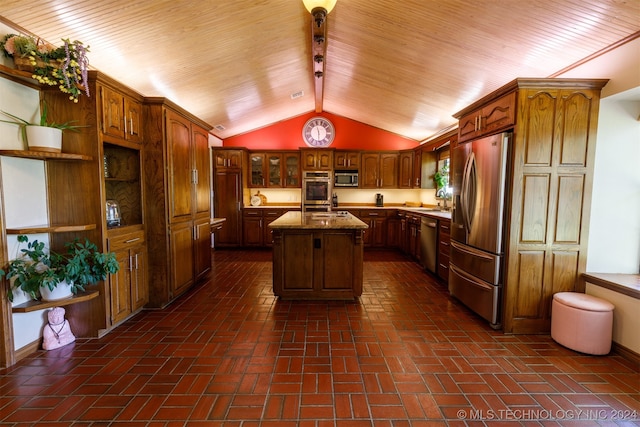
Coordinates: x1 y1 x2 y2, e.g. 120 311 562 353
40 280 73 301
25 126 63 153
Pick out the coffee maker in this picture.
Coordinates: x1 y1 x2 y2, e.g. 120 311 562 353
375 193 383 207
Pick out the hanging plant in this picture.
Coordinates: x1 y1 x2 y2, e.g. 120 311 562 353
1 33 91 103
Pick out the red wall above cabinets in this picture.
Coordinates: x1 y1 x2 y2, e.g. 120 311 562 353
222 111 418 150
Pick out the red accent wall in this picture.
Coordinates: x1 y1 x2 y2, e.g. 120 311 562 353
223 111 418 150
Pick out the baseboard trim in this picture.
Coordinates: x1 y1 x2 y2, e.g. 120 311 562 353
612 342 640 367
14 338 41 362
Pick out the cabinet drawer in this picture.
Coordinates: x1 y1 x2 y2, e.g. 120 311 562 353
243 209 262 217
108 230 145 250
439 238 451 256
263 209 284 219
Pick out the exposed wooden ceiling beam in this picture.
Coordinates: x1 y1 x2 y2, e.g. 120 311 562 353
309 8 328 113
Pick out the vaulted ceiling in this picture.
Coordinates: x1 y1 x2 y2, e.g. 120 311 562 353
1 1 639 142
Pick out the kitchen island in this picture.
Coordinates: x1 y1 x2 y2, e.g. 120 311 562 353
268 211 368 300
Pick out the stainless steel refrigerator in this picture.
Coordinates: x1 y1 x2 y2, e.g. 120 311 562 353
449 132 511 328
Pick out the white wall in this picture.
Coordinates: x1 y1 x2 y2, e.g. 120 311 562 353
556 38 640 274
587 91 640 273
586 282 640 354
0 75 53 350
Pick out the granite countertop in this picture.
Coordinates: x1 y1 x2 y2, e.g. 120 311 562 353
243 205 452 219
268 211 368 230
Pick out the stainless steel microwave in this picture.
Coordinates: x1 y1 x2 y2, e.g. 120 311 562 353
334 170 358 187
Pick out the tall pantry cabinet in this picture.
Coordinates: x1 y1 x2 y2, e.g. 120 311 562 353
144 98 213 308
453 78 608 334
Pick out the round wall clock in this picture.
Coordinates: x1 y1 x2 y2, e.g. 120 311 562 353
302 117 335 147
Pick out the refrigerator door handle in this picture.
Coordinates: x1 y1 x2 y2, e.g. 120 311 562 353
461 152 476 232
450 240 494 261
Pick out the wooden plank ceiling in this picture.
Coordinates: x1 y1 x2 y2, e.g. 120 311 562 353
1 0 639 142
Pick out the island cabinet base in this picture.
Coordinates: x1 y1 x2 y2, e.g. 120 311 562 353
272 229 364 300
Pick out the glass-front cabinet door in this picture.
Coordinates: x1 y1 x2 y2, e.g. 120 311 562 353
284 152 300 188
250 153 265 187
268 153 282 187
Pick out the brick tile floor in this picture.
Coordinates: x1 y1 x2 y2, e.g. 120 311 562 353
0 249 638 426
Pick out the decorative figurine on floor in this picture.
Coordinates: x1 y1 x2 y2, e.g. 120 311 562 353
42 307 75 350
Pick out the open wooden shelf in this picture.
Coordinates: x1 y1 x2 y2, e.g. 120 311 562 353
5 224 97 235
11 290 100 313
0 64 40 89
0 150 93 161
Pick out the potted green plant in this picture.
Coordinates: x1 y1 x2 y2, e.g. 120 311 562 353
0 235 120 302
0 102 84 152
0 33 90 103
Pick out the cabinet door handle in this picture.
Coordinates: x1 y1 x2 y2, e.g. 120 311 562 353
123 113 127 134
129 116 134 135
124 237 141 244
128 255 133 271
134 253 139 270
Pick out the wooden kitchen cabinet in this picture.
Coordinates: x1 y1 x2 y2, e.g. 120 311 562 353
249 151 300 188
213 150 243 247
107 227 148 325
406 213 421 261
412 147 422 188
398 150 414 188
144 98 213 308
357 210 387 247
361 152 398 188
301 149 333 171
454 78 608 334
458 91 516 143
243 208 291 247
283 152 301 187
334 150 360 169
99 84 143 144
271 228 364 300
437 219 450 282
214 148 243 171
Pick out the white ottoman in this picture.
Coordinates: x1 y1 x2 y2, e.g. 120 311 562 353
551 292 614 355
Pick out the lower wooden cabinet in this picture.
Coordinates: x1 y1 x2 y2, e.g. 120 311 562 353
169 217 211 300
407 214 421 261
107 227 148 326
243 208 294 247
437 218 450 282
272 229 364 299
194 217 212 281
355 210 386 247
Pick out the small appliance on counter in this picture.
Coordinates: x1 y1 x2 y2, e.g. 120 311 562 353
332 193 338 208
375 193 384 207
105 200 121 227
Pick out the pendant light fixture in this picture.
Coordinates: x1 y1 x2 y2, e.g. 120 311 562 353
303 0 337 112
303 0 337 26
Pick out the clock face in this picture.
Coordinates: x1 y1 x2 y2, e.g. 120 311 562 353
303 117 335 147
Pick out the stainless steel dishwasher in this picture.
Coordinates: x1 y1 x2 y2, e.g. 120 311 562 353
420 217 438 274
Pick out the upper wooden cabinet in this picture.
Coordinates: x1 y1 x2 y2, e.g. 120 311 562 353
398 150 414 188
361 152 398 188
412 147 422 188
214 149 243 171
457 91 516 143
301 149 333 171
249 151 300 188
165 110 210 222
334 150 360 169
99 84 144 144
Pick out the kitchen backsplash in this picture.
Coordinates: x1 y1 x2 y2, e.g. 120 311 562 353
244 188 438 206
